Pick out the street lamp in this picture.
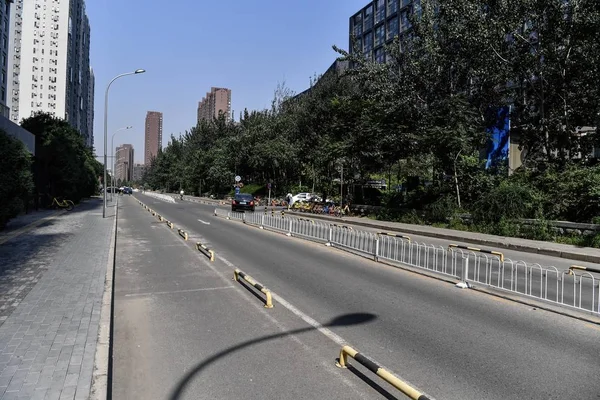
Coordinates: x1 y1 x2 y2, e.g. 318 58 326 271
103 69 146 218
110 126 132 201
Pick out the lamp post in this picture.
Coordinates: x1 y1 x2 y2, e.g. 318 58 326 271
110 126 132 201
103 69 146 218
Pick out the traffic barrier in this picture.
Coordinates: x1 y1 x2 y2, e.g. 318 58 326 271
196 242 215 262
297 218 315 224
569 265 600 275
330 223 353 230
157 214 163 222
165 220 174 229
336 346 432 400
233 269 273 308
178 229 188 241
378 232 411 242
213 204 600 315
448 244 504 262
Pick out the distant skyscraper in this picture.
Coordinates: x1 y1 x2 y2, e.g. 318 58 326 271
87 67 94 148
8 0 93 145
0 1 13 118
116 144 134 182
132 163 145 182
197 87 231 123
144 111 162 166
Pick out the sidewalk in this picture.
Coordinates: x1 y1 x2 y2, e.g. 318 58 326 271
0 198 114 399
178 194 600 264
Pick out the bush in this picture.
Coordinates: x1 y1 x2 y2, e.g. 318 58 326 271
425 194 460 223
0 131 34 229
472 181 542 225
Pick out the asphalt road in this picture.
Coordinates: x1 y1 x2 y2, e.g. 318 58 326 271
201 200 599 314
128 195 600 400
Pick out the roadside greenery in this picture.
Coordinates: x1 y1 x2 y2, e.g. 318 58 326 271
144 0 600 245
0 112 103 229
0 130 34 229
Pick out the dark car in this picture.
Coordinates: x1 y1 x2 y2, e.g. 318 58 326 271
232 193 255 212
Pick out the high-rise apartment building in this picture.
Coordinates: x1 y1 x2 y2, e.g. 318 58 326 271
197 87 231 123
116 143 134 183
349 0 419 63
8 0 93 145
144 111 162 166
86 66 93 148
0 1 13 118
132 163 145 182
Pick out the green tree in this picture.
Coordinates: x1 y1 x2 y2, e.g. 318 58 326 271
0 130 34 229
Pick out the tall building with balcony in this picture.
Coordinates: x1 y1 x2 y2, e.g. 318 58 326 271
349 0 420 63
197 87 231 123
86 66 93 148
115 143 134 183
144 111 162 166
0 1 13 118
7 0 93 146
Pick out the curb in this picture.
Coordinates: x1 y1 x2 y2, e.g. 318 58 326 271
90 199 118 399
286 212 600 264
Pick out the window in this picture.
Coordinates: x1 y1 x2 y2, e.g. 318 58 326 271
387 17 399 40
364 31 373 55
388 0 398 15
353 13 362 36
375 47 385 63
375 0 386 23
364 5 373 30
375 24 385 46
400 10 411 32
401 0 411 7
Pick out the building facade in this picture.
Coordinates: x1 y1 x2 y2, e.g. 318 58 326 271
144 111 162 166
0 1 13 118
197 87 231 123
115 143 133 183
349 0 420 63
86 66 93 148
132 163 145 182
7 0 93 145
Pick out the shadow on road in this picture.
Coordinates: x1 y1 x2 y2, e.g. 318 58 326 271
167 313 399 400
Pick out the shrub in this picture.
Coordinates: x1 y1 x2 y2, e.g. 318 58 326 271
472 181 542 225
0 131 34 229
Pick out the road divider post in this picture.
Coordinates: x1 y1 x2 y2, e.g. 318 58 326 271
165 220 174 229
233 269 273 308
178 229 188 241
336 345 431 400
196 242 215 262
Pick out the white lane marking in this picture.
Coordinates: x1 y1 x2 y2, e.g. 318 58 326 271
198 219 210 225
216 255 346 347
124 286 233 297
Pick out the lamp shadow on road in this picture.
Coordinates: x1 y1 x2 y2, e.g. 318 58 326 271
168 312 398 400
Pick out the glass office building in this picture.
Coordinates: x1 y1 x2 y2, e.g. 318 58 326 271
349 0 421 63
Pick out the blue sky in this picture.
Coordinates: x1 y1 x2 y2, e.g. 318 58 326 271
89 0 367 163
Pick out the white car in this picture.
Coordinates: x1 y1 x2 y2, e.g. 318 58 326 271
290 192 321 205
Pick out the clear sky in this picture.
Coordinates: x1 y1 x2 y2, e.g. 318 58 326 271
89 0 367 164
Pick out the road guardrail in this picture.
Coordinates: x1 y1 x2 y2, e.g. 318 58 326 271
165 220 174 229
233 269 273 308
196 242 215 262
211 209 600 316
336 345 432 400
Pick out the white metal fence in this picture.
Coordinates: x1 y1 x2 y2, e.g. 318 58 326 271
213 209 600 315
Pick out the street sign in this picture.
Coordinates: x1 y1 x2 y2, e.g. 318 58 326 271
235 187 240 194
235 175 241 182
267 182 271 190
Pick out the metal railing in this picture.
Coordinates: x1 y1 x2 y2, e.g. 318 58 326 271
213 209 600 315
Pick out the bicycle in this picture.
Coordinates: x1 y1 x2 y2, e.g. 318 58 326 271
51 197 75 211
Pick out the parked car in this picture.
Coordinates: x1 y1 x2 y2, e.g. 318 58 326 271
231 193 255 212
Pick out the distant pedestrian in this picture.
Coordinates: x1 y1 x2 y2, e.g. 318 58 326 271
180 189 184 200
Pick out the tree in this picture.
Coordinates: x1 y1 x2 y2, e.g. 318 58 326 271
0 130 34 228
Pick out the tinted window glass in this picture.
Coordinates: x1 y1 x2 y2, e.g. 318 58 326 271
235 194 253 201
